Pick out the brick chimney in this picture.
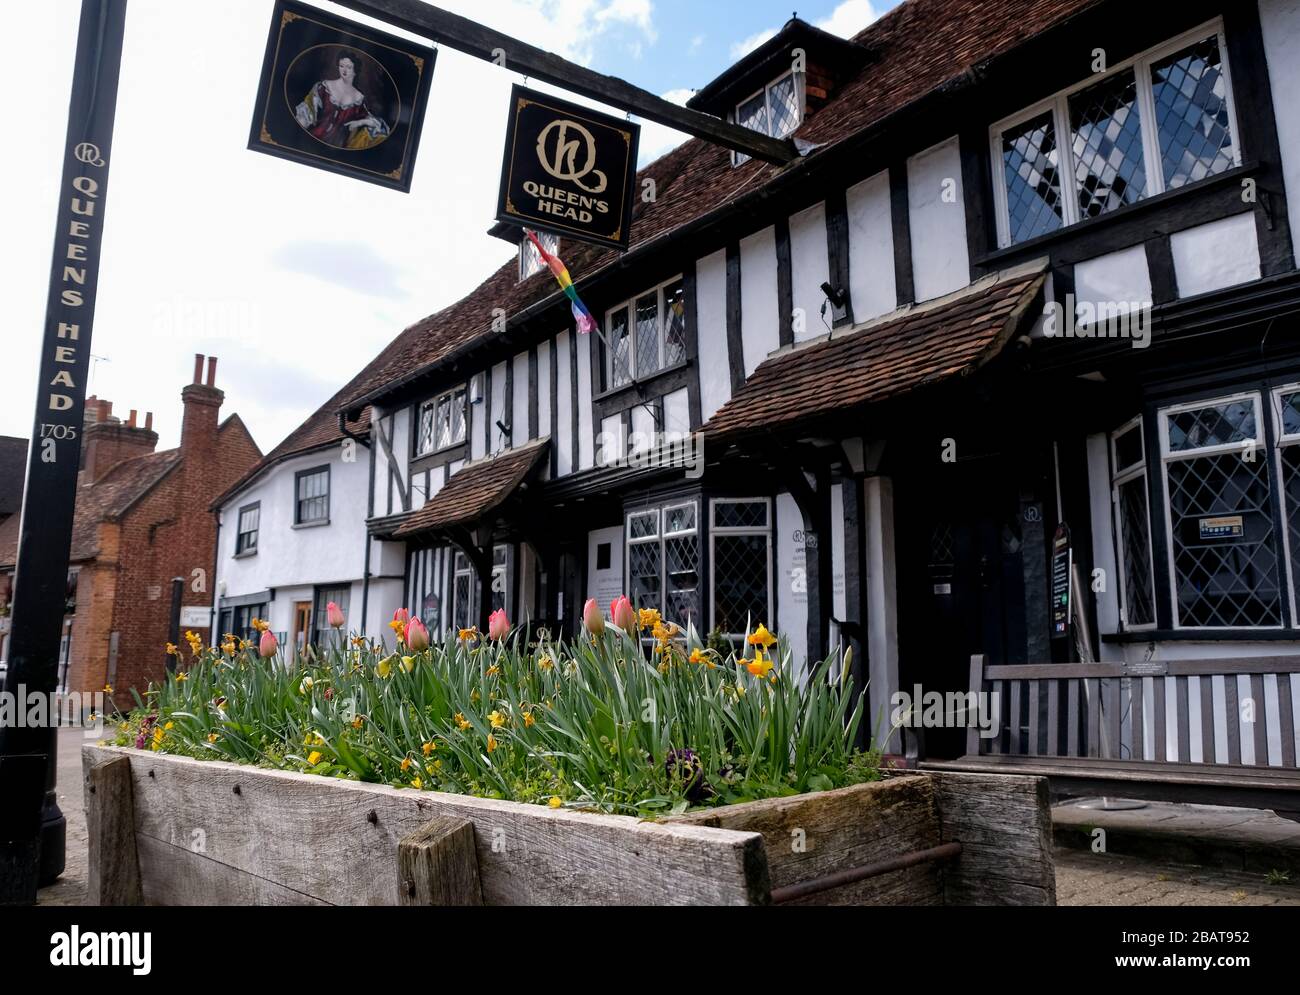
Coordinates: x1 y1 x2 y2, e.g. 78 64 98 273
180 353 224 465
81 402 158 483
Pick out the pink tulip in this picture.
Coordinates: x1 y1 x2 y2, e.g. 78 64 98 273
610 596 636 632
258 630 278 659
393 608 410 626
488 608 510 641
582 598 605 636
405 616 430 651
327 601 345 629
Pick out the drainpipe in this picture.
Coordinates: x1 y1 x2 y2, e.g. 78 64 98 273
338 412 370 451
210 509 221 646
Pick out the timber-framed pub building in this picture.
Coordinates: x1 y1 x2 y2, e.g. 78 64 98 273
212 0 1300 762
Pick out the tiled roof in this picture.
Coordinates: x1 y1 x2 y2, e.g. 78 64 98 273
0 436 28 517
336 0 1098 411
701 263 1048 443
0 448 183 569
391 439 550 539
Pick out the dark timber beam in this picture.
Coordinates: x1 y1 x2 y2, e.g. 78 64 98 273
338 0 799 164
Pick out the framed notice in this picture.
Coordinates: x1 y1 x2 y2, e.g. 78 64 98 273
496 85 640 250
248 0 435 192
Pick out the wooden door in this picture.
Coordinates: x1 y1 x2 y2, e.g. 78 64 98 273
292 601 312 655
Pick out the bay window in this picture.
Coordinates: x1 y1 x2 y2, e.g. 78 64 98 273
604 278 687 389
709 498 773 638
993 20 1239 247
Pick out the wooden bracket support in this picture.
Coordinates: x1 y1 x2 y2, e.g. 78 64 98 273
397 816 484 905
84 753 143 906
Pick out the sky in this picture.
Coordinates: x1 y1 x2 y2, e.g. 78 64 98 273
1 0 896 455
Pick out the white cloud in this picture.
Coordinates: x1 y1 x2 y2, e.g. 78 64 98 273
595 0 657 42
731 27 778 59
690 34 705 54
816 0 880 38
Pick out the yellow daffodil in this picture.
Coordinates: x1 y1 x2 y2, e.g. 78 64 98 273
351 715 364 730
548 796 563 809
538 655 553 671
251 618 270 633
307 750 323 765
748 623 777 650
486 734 498 753
637 607 661 631
486 664 500 678
458 627 479 642
455 712 471 731
422 741 435 756
102 684 113 694
164 642 179 656
400 655 415 673
689 647 706 665
376 657 393 679
400 757 412 772
164 721 174 731
207 733 219 744
299 676 313 694
746 648 774 679
523 711 535 728
174 671 188 682
410 776 423 790
488 710 506 729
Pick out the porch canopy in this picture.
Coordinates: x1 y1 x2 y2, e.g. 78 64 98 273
389 437 550 542
702 259 1048 444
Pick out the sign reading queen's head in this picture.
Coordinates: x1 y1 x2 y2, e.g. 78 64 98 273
497 85 640 251
248 0 435 192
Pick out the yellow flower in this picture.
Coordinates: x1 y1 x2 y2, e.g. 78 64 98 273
422 741 435 756
185 630 203 654
251 618 270 633
486 734 498 753
174 671 188 682
102 684 113 694
165 642 179 656
221 640 236 655
400 655 415 673
547 796 563 809
400 757 412 772
410 776 423 790
689 648 706 665
538 655 553 671
307 750 323 765
458 627 479 642
351 715 364 730
746 648 774 679
637 608 661 631
351 635 367 648
206 733 219 744
523 711 535 728
488 710 506 729
152 727 165 745
164 721 175 731
376 656 393 679
748 623 777 650
455 712 471 731
486 664 500 678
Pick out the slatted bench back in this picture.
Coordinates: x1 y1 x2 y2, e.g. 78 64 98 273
968 655 1300 768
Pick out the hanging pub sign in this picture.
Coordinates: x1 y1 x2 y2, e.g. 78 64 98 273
1050 522 1072 639
248 0 435 192
496 84 640 250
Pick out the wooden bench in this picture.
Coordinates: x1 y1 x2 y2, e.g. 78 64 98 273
915 654 1300 822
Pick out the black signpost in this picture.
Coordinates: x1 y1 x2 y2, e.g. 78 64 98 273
0 0 127 900
496 85 640 250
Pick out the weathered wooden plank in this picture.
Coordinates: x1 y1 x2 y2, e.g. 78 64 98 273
1200 675 1216 765
1009 681 1022 755
1067 679 1079 758
134 836 331 906
1086 678 1100 758
1176 676 1191 764
1106 677 1122 760
967 654 984 757
1046 679 1060 756
1250 673 1268 766
1280 674 1297 768
82 749 142 906
923 771 1055 906
88 746 769 906
989 679 1004 754
1154 676 1167 762
1028 681 1040 756
668 776 942 906
398 817 483 906
1130 678 1144 762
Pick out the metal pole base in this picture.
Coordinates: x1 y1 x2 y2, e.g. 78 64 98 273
1075 796 1149 811
39 791 66 886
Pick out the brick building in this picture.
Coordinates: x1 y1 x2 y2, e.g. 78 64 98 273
0 355 260 696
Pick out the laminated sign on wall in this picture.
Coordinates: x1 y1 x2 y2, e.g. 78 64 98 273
496 85 640 250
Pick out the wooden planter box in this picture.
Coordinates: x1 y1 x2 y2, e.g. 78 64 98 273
83 744 1056 906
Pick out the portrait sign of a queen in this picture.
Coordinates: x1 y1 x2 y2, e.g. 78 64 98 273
248 0 435 192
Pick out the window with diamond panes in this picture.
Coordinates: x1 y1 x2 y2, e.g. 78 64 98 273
627 509 662 611
453 551 472 630
993 21 1238 247
663 503 700 626
1070 70 1146 219
604 277 685 389
1150 35 1235 189
1272 387 1300 626
732 71 804 166
518 229 558 281
710 499 773 637
418 386 467 455
1111 420 1156 628
1161 394 1283 628
491 544 509 613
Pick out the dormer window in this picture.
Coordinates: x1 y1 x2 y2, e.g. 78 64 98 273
732 70 804 166
519 230 559 281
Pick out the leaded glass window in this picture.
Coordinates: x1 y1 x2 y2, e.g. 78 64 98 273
418 386 467 455
635 293 660 377
604 277 686 389
625 502 701 627
1272 387 1300 627
663 280 687 367
453 551 472 630
518 230 558 281
491 544 509 613
732 71 804 166
1160 394 1283 628
710 499 773 638
993 21 1239 247
1111 420 1155 628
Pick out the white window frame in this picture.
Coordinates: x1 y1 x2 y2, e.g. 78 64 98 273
1270 383 1300 628
417 385 468 457
991 18 1241 248
452 550 472 629
518 230 558 281
1157 390 1280 630
1109 417 1156 631
708 497 775 637
603 275 685 390
731 69 805 167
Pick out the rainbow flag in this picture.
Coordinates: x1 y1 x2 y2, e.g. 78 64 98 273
525 229 598 335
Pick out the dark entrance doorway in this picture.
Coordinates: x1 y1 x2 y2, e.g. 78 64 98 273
894 447 1035 759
